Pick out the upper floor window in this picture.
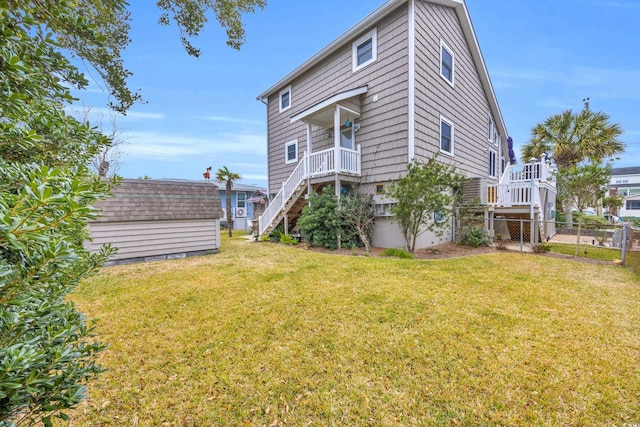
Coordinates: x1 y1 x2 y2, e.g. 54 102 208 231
236 192 246 209
439 116 454 156
615 177 629 184
440 39 455 86
279 86 291 113
352 28 377 72
285 139 298 164
488 116 493 142
489 149 497 178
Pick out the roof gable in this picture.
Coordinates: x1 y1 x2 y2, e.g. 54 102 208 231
256 0 506 139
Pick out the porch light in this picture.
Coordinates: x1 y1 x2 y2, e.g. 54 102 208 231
353 123 361 132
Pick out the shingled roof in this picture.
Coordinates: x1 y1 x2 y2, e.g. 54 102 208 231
93 179 223 223
612 166 640 176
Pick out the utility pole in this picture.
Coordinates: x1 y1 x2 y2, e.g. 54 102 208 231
582 97 590 111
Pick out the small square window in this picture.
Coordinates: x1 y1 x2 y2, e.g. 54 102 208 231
440 117 454 156
440 40 455 86
352 28 377 72
375 183 385 195
285 139 298 164
627 200 640 210
279 86 291 113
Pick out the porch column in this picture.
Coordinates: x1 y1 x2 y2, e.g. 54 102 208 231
307 122 312 196
334 105 341 198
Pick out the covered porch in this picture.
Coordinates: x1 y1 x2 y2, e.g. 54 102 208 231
290 86 367 193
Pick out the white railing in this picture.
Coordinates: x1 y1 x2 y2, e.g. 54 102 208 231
487 183 541 207
258 145 362 235
308 148 334 177
501 159 553 185
340 145 361 175
259 155 307 235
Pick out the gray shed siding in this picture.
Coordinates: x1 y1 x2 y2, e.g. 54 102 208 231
88 179 222 264
267 5 410 192
88 219 220 263
414 1 503 181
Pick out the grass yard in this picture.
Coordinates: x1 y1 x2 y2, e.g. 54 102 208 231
547 242 622 262
65 236 640 426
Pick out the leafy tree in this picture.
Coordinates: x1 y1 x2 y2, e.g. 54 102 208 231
556 163 611 256
1 0 266 424
215 166 242 237
339 192 375 252
521 109 623 224
386 157 467 253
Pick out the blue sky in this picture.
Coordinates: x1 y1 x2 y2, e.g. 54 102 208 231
73 0 640 187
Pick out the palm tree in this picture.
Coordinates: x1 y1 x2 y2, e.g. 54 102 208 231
521 109 624 224
522 109 624 168
215 166 242 237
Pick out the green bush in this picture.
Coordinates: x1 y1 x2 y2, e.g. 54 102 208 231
382 248 414 259
457 226 491 248
297 186 361 249
279 234 298 245
0 163 114 425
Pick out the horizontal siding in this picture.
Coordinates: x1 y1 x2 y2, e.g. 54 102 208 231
414 1 500 182
267 5 410 191
88 219 219 261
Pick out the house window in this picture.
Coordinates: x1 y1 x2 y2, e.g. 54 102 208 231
488 149 497 178
440 39 455 86
285 139 298 164
488 116 493 142
626 200 640 210
374 202 394 217
236 192 246 209
615 177 629 184
279 86 291 113
352 28 377 72
375 183 385 195
439 117 454 156
501 156 506 175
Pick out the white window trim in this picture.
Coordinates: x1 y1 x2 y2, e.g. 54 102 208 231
352 28 378 73
488 115 494 143
285 139 298 164
439 116 454 157
439 39 455 87
489 148 497 178
279 86 291 113
236 192 247 209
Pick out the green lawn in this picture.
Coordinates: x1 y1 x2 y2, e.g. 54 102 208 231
65 235 640 426
547 242 622 262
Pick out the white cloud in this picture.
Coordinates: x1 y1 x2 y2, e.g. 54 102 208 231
123 130 267 161
67 105 165 122
201 115 265 127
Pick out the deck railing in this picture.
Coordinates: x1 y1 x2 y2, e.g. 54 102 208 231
259 145 362 235
489 158 552 208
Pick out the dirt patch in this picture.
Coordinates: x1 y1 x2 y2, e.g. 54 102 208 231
296 242 497 260
292 241 616 265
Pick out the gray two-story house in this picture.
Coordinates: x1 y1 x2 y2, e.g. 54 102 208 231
257 0 555 249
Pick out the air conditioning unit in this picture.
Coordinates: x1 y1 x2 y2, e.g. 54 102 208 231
235 207 247 218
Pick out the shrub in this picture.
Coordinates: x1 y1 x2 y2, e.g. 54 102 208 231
297 186 362 249
458 226 491 248
279 234 298 245
533 243 551 253
0 163 113 425
493 233 509 250
382 248 414 259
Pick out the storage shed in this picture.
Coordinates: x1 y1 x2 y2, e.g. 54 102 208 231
87 179 223 265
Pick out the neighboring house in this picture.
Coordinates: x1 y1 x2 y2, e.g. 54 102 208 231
608 167 640 218
87 179 223 265
216 182 267 230
256 0 555 248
